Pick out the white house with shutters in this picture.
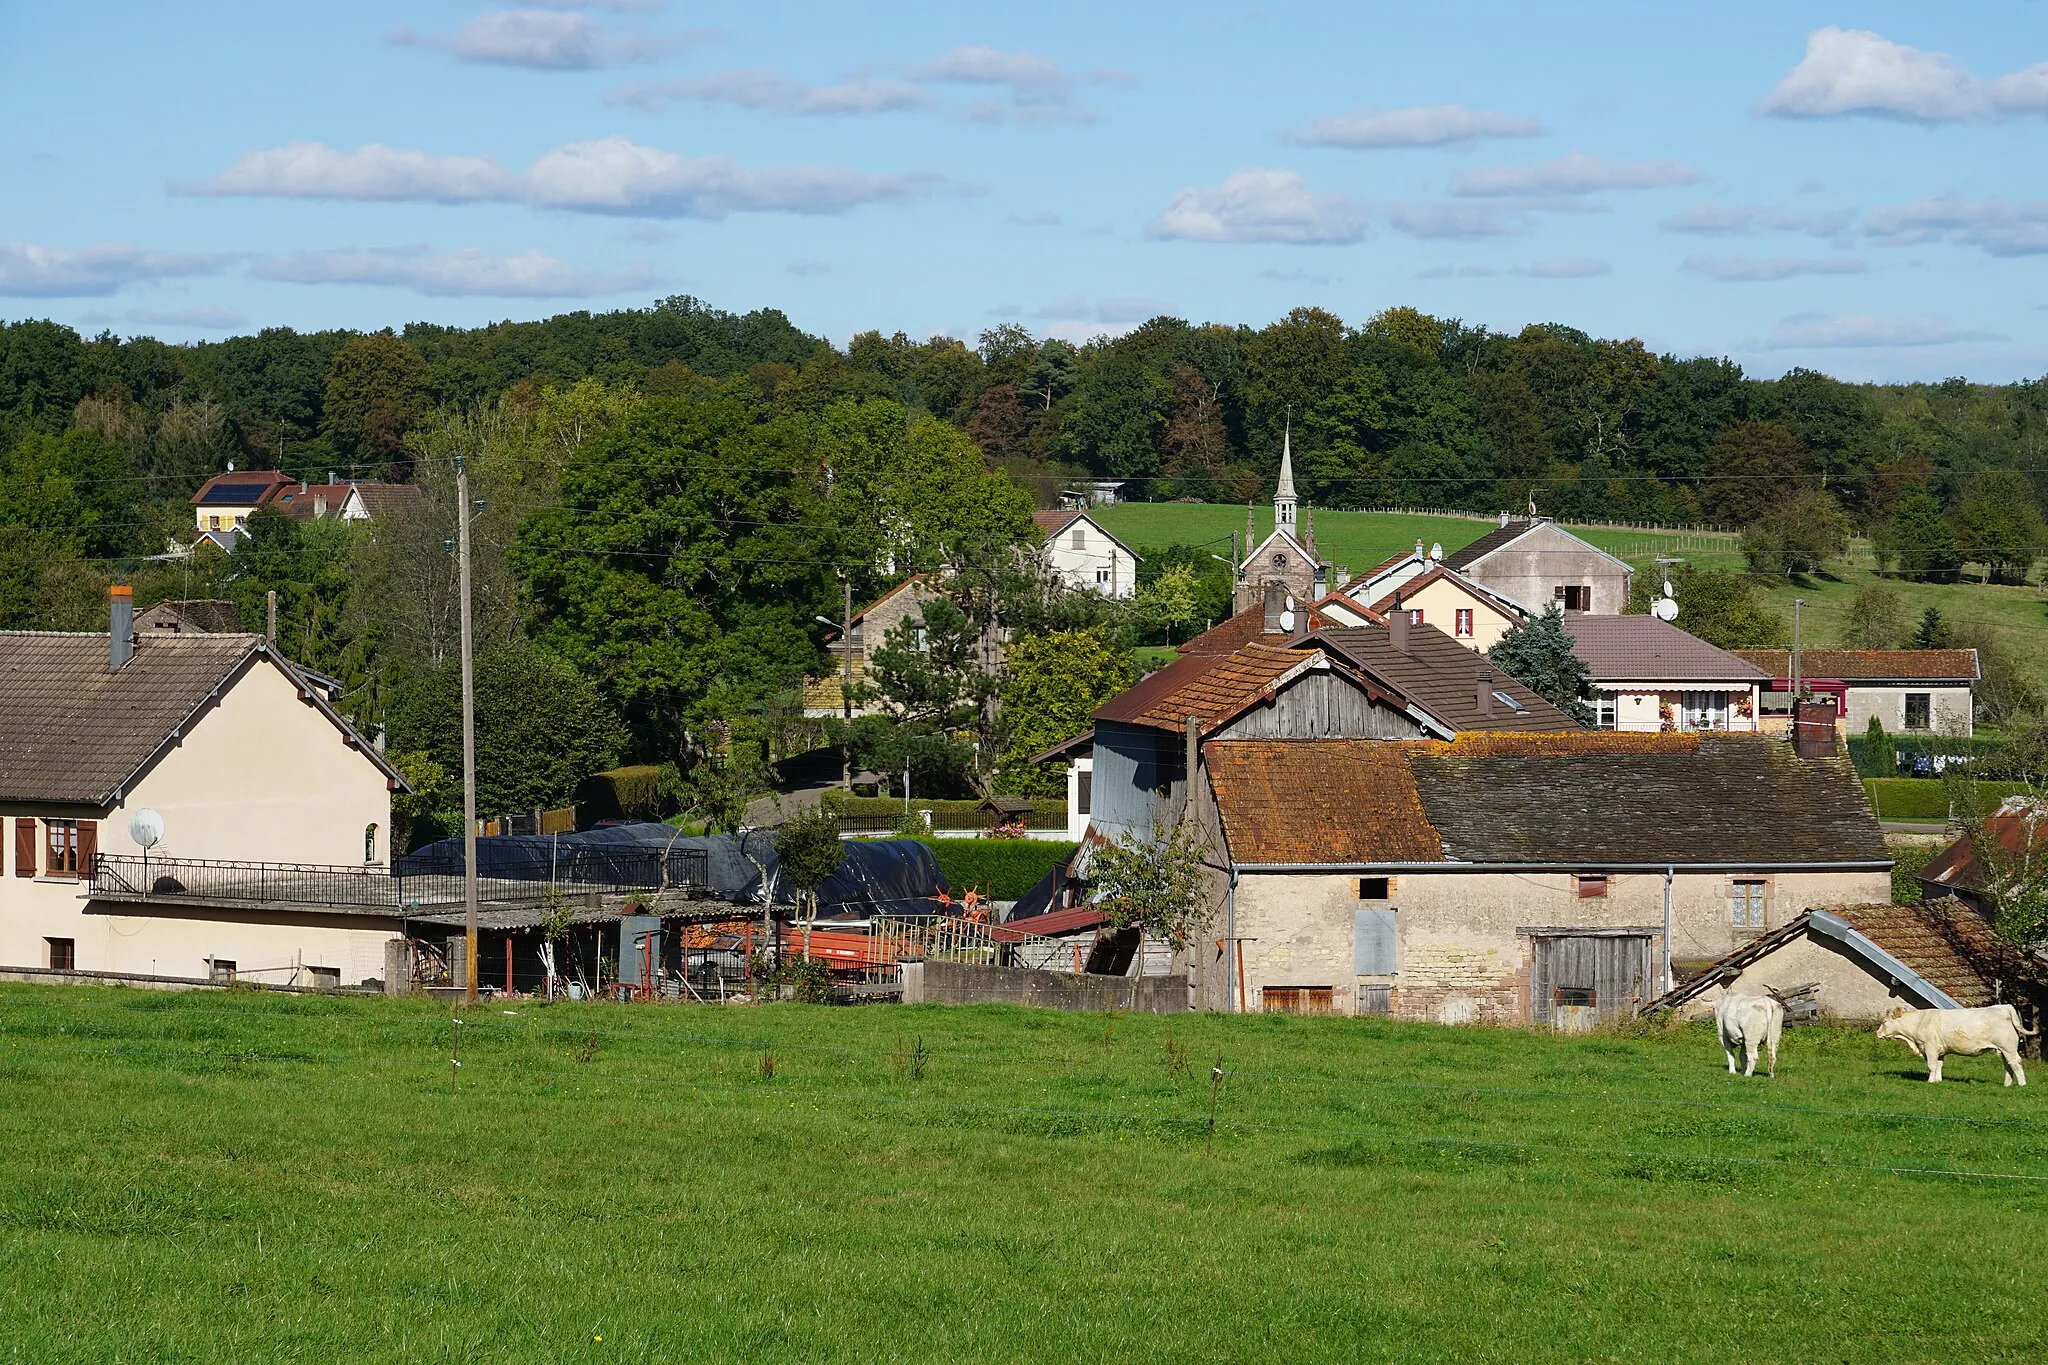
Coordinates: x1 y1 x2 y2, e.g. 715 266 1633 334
1033 509 1141 598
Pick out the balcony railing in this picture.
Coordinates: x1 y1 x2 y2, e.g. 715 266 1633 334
90 848 709 913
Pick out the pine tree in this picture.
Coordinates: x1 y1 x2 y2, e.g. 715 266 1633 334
1486 605 1594 725
1912 607 1953 650
1887 488 1963 583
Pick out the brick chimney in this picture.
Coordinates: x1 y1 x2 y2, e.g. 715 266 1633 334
109 585 134 671
1477 668 1495 718
1262 580 1287 634
1389 594 1410 654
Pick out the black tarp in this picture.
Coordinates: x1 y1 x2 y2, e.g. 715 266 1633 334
394 823 945 915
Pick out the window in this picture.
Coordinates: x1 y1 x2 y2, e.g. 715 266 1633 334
1355 907 1396 974
1405 608 1424 626
1905 693 1932 731
46 938 74 971
1555 585 1591 611
1455 608 1474 638
209 959 237 985
1592 691 1618 730
1554 985 1596 1008
1271 553 1287 567
44 820 78 878
207 515 221 531
1357 876 1391 900
1071 527 1086 550
1729 879 1767 930
1577 874 1609 899
1075 770 1092 815
1095 568 1111 585
1682 691 1729 731
1491 690 1528 715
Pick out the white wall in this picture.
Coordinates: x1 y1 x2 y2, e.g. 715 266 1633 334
1042 517 1137 598
1843 685 1974 739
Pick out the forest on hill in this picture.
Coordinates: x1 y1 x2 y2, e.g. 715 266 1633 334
4 295 2045 827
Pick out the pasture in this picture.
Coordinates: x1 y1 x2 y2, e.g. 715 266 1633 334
2 986 2045 1361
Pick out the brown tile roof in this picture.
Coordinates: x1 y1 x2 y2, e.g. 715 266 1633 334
1561 615 1769 683
1094 642 1334 735
1918 804 2048 897
1206 739 1442 865
347 482 423 519
0 632 263 803
1732 649 1980 682
1033 508 1083 539
1206 731 1885 868
1311 624 1581 734
1411 733 1885 865
271 482 354 521
0 631 401 804
1178 602 1339 657
1829 901 2037 1009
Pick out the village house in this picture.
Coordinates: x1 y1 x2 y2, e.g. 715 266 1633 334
0 587 408 987
802 575 941 717
1733 648 1980 738
190 469 295 537
1033 509 1141 599
1232 427 1327 614
1562 614 1770 732
1186 731 1890 1023
1437 515 1633 615
1344 560 1528 651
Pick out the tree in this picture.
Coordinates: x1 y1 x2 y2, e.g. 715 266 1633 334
1486 606 1594 724
1739 485 1849 578
1860 715 1893 778
994 626 1135 797
1627 565 1789 650
1954 469 2046 584
387 750 451 853
1136 564 1203 644
321 332 429 471
1087 820 1208 949
1884 487 1962 583
775 805 846 963
1703 421 1807 527
1912 607 1953 650
1951 621 2042 727
1840 582 1907 649
387 644 626 816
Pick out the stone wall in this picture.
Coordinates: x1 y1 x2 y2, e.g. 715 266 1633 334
900 960 1188 1013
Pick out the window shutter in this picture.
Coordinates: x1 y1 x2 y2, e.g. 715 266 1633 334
1355 907 1397 975
13 819 32 877
77 821 97 880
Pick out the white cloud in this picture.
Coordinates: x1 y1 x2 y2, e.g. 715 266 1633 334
1863 193 2048 256
1385 200 1532 239
1756 26 2048 122
182 138 957 219
1451 151 1702 197
0 240 230 297
250 246 655 297
1659 201 1856 244
907 44 1137 123
1415 264 1498 278
1767 312 2000 348
1007 210 1061 227
124 306 247 329
1029 295 1173 325
1282 103 1543 149
1682 254 1866 282
1148 167 1370 245
609 69 931 116
1259 267 1333 285
389 8 681 71
1515 257 1611 279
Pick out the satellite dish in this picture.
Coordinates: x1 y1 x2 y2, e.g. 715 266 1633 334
1429 543 1443 561
1279 609 1296 632
1662 579 1675 598
1651 596 1680 622
129 809 165 849
1285 595 1297 611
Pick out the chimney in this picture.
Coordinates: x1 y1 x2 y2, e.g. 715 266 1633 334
1499 511 1509 528
108 585 134 671
1414 539 1425 557
313 493 328 518
1477 668 1495 719
1313 561 1328 596
1389 594 1410 654
1262 580 1287 634
327 470 337 486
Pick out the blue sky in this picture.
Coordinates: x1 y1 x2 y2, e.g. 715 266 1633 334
5 2 2048 381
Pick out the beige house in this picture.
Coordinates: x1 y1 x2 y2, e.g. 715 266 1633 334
0 588 407 987
189 469 294 535
1347 564 1527 651
1443 516 1633 615
1563 615 1770 732
1182 731 1889 1024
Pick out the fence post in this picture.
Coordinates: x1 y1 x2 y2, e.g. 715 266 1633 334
1207 1058 1224 1157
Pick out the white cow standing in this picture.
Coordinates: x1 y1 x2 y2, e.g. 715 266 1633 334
1714 992 1785 1077
1876 1004 2038 1085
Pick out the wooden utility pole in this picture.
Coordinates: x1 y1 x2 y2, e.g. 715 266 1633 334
265 589 277 647
841 572 854 789
456 455 480 1003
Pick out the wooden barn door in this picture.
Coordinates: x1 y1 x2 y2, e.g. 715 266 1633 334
1532 934 1653 1030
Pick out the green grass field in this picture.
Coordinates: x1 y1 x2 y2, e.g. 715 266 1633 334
5 986 2048 1361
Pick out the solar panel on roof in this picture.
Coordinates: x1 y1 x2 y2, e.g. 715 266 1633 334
198 483 276 505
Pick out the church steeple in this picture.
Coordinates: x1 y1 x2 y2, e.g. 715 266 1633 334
1274 416 1297 531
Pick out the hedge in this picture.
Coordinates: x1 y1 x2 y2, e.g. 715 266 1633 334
1861 778 2032 822
897 838 1078 900
575 765 667 823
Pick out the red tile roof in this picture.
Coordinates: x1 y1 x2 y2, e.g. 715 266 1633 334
1095 642 1335 735
1033 508 1083 539
1206 739 1442 865
1732 649 1979 682
1178 602 1337 657
1830 902 2039 1008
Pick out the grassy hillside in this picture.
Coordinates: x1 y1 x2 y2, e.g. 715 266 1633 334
4 986 2046 1359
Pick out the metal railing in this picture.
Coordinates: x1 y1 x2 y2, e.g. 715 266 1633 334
90 848 709 913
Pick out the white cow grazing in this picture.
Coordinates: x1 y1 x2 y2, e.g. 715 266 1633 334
1714 993 1785 1077
1876 1004 2038 1086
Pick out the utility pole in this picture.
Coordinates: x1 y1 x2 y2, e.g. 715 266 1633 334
265 589 277 647
456 455 480 1003
841 573 854 789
